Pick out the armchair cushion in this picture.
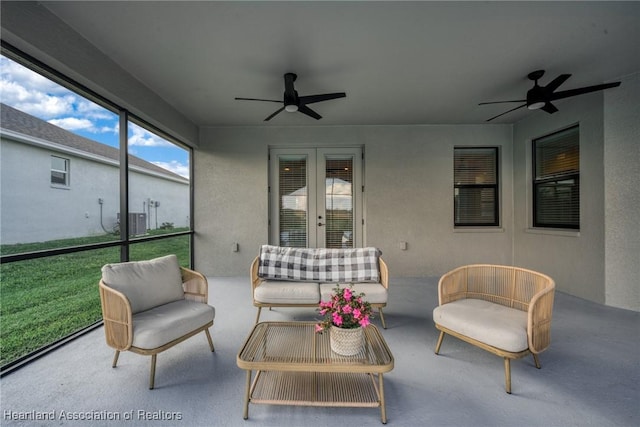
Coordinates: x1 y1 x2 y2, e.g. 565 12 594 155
433 298 528 353
320 283 388 304
254 280 320 304
131 300 215 350
101 254 184 314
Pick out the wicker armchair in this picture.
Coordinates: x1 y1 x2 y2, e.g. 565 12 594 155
433 264 555 393
99 255 215 389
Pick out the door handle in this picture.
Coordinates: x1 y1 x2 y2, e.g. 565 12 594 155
318 222 325 226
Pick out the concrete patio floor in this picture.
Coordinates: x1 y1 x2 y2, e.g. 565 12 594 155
1 276 638 426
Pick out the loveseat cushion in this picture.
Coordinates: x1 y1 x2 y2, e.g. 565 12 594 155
432 299 528 353
131 300 215 350
258 245 381 283
320 283 388 304
254 281 320 304
101 255 184 314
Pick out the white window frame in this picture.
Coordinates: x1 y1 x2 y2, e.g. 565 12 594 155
50 155 70 187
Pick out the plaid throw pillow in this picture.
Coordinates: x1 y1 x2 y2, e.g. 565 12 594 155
258 245 382 283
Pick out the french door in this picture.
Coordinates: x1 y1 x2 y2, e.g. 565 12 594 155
269 147 363 248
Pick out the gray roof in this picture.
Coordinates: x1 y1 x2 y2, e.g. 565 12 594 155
0 103 187 181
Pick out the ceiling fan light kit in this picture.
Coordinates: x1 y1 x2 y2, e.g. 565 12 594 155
235 72 346 121
479 69 621 121
527 102 546 110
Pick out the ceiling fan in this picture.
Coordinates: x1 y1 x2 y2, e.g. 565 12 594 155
235 73 346 121
479 70 621 122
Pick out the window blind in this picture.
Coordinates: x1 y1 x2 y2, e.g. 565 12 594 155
325 158 354 249
278 156 307 247
533 126 580 229
535 126 579 179
454 147 499 226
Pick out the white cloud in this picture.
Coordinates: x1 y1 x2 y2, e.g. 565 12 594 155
101 124 119 134
48 117 97 132
1 57 67 96
76 99 116 121
0 79 76 118
128 123 172 147
1 57 78 118
1 56 118 136
152 160 190 179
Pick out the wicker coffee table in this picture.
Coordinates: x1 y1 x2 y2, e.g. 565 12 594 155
237 321 394 423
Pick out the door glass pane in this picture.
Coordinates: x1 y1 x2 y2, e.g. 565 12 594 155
279 156 307 247
325 158 353 248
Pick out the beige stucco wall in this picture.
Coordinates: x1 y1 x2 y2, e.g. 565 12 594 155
603 72 640 311
510 75 639 311
513 92 607 304
194 125 514 277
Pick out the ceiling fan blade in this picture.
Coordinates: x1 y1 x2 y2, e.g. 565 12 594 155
299 92 346 105
235 97 283 103
298 105 322 120
541 102 558 114
550 81 621 101
478 99 526 105
485 103 526 122
544 74 572 92
264 106 285 121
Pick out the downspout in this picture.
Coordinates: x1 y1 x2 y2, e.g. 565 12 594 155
98 198 110 233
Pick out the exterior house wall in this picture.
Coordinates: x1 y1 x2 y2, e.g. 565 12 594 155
1 138 117 244
128 167 191 231
603 72 640 311
194 125 514 277
0 136 190 245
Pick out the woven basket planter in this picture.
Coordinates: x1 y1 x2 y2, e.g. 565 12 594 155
330 325 364 356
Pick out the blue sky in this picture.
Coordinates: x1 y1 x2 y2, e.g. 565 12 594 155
0 55 189 178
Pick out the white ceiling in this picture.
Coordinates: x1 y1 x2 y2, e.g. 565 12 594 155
42 1 640 126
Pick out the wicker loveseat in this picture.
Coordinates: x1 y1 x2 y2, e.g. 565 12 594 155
250 245 389 328
432 264 555 393
99 254 215 389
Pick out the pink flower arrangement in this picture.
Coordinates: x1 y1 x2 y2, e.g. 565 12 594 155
315 285 373 332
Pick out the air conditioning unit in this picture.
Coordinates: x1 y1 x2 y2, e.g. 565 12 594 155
117 212 147 236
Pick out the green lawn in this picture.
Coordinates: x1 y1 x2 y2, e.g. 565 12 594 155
0 231 190 367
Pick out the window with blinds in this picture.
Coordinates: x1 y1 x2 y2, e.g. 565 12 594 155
279 156 308 247
454 147 499 226
533 125 580 229
325 158 353 249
